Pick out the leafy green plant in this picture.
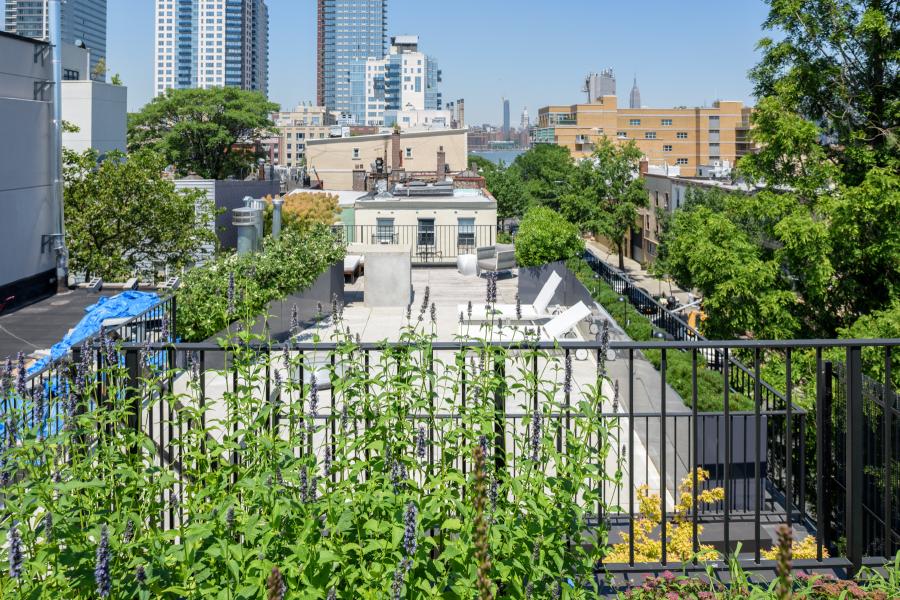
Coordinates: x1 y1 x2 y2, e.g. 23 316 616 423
175 224 345 342
0 305 619 598
514 207 585 268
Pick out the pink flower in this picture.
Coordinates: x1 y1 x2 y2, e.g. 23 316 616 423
661 571 676 583
666 593 679 600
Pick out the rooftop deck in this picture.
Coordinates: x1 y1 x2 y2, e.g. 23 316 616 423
0 289 115 363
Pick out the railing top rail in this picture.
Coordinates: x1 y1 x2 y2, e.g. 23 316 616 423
114 338 900 352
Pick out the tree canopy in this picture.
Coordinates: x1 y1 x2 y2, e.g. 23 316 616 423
654 0 900 339
750 0 899 184
514 206 585 268
511 144 574 207
128 87 278 180
63 148 216 280
561 139 647 269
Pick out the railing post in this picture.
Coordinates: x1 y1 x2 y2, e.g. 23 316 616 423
493 350 506 472
845 345 864 574
170 295 177 342
884 347 893 557
124 348 141 455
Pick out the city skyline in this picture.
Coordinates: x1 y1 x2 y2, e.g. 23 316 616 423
107 0 772 124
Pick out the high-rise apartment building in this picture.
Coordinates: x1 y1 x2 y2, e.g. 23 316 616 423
4 0 106 78
348 35 442 126
502 98 510 141
154 0 268 97
317 0 388 114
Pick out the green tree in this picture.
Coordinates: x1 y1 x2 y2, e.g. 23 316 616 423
750 0 899 184
660 206 799 339
128 87 278 180
514 206 585 267
511 144 574 207
485 165 529 228
562 138 647 270
63 148 216 280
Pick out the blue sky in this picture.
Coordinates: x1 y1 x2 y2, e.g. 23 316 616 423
109 0 773 124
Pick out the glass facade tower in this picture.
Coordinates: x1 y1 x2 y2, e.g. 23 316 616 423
317 0 388 114
154 0 268 97
4 0 107 78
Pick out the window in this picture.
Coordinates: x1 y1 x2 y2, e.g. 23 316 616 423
708 116 719 126
458 218 475 249
661 119 672 126
708 143 720 155
352 148 360 159
417 218 435 247
616 131 627 139
375 218 395 244
405 148 413 158
676 132 688 139
663 145 673 152
645 131 656 139
676 158 689 165
629 119 641 126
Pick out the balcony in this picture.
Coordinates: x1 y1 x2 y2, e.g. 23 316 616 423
8 258 898 593
334 224 496 265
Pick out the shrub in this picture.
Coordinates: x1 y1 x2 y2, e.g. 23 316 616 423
607 469 724 564
264 192 341 235
0 321 620 598
175 225 344 341
567 258 752 411
514 206 585 267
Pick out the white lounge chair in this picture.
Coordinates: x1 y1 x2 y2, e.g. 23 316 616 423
462 301 592 342
458 271 562 322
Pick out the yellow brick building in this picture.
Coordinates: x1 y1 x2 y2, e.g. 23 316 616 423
535 96 752 176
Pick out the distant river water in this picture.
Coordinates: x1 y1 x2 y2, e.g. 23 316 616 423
469 149 525 166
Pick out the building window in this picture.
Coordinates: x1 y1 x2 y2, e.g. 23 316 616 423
417 218 435 247
676 132 688 139
375 218 395 244
676 158 689 165
663 145 673 152
352 148 360 159
616 131 627 139
629 119 640 126
405 148 413 158
708 116 719 126
661 118 672 126
645 131 656 140
708 143 720 155
458 217 475 249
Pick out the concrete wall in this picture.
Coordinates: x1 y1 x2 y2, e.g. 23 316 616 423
306 128 468 190
0 33 57 305
61 80 127 155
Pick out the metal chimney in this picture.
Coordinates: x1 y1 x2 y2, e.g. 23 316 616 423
272 197 284 240
233 207 258 256
49 0 68 290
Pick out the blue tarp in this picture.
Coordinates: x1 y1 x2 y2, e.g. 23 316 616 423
28 291 160 375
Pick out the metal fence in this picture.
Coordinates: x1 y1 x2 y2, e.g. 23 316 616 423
334 224 497 265
21 335 898 575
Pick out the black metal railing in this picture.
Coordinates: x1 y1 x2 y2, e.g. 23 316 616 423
334 224 497 265
19 336 898 575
